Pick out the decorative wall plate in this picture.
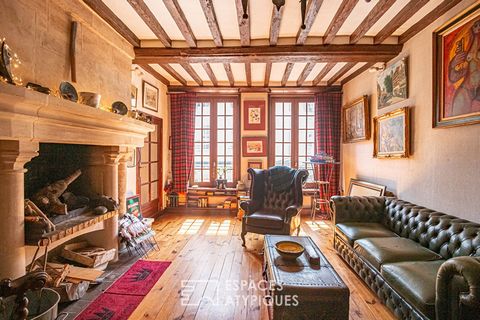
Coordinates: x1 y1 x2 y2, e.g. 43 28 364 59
0 41 13 83
59 81 78 102
112 101 128 115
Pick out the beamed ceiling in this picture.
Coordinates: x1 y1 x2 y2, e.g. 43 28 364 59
83 0 461 88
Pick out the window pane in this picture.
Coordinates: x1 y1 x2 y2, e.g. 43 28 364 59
203 170 210 182
307 116 314 129
299 116 307 129
275 130 283 142
195 130 202 142
275 143 283 155
225 116 233 128
203 143 210 155
218 143 224 155
218 130 225 142
299 130 306 142
217 102 225 115
203 116 210 128
299 144 306 156
284 143 291 156
276 116 283 128
284 130 291 142
284 116 291 129
299 103 307 115
225 103 233 115
195 117 202 128
202 130 210 141
307 130 315 143
275 103 283 116
275 157 283 165
194 156 202 168
226 143 233 155
218 116 225 128
284 158 291 167
196 103 202 115
203 103 210 115
194 170 201 182
226 170 233 181
202 156 210 167
307 102 315 115
307 143 314 156
195 143 201 155
284 103 292 115
225 129 233 141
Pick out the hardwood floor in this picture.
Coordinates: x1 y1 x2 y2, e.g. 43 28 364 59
129 213 396 320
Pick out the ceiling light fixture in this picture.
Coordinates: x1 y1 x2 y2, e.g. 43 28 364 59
242 0 308 29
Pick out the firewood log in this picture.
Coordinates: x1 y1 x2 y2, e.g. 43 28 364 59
25 199 56 231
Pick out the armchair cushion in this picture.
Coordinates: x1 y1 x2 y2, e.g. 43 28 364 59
354 237 443 270
336 222 398 246
245 210 285 229
381 260 446 319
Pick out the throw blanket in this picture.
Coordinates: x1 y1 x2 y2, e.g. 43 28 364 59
269 166 295 192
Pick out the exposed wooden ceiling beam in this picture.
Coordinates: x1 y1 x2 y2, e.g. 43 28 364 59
160 64 187 86
350 0 396 44
296 62 316 86
264 62 272 87
269 6 285 46
199 0 223 47
281 63 294 86
201 63 218 86
127 0 171 48
134 44 403 64
312 62 335 86
163 0 197 47
374 0 429 44
245 63 252 87
235 0 250 46
399 0 462 44
327 62 356 86
138 64 170 86
341 62 374 85
324 0 359 45
83 0 140 47
224 63 235 86
168 85 342 94
296 0 324 45
180 63 203 86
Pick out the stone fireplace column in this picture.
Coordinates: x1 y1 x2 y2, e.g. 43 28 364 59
0 140 38 280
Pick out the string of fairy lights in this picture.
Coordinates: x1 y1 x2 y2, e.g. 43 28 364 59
0 38 22 85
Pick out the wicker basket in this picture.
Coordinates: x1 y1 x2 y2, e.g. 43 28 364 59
61 241 115 268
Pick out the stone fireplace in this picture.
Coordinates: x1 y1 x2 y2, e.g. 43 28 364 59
0 82 153 279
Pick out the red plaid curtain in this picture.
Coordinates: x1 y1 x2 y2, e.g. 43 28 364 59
315 92 342 196
170 92 196 193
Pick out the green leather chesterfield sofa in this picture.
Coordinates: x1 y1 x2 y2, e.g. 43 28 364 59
331 196 480 320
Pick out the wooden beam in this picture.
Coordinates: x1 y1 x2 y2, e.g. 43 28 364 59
199 0 223 47
201 63 218 86
245 63 252 87
180 63 203 86
168 86 342 94
264 62 272 87
327 62 356 86
296 0 324 45
134 44 403 64
163 0 197 47
350 0 396 44
160 64 187 86
127 0 171 48
82 0 140 47
399 0 462 44
340 62 374 85
224 63 235 86
235 0 250 46
269 6 285 46
324 0 359 44
281 63 294 86
312 62 335 86
374 0 429 44
296 62 316 86
139 64 170 86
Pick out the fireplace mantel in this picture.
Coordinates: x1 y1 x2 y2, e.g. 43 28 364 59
0 82 154 147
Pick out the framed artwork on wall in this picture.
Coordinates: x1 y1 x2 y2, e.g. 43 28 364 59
130 85 138 109
243 100 266 130
242 137 267 157
127 148 137 168
342 95 370 143
377 58 408 109
142 81 159 112
247 160 262 169
373 107 410 159
433 3 480 128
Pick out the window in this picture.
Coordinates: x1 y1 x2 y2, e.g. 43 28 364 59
270 97 316 182
192 97 239 187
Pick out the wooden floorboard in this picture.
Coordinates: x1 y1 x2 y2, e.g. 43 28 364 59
130 213 396 320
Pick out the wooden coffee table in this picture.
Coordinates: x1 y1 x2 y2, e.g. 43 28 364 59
263 235 350 320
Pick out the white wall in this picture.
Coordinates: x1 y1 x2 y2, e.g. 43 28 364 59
342 0 480 221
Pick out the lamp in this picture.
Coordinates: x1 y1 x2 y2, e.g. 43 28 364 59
272 0 285 11
242 0 307 28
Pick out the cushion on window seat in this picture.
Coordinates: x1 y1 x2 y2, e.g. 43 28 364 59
354 237 443 271
336 222 398 246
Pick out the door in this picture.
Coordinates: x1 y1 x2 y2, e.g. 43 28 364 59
137 117 163 217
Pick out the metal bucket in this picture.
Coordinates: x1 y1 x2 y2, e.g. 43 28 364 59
0 288 60 320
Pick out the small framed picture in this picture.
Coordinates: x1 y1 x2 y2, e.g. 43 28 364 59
130 85 138 109
342 95 370 143
244 100 266 130
247 160 262 180
377 58 408 109
142 81 159 112
373 107 411 158
127 148 137 168
242 137 267 157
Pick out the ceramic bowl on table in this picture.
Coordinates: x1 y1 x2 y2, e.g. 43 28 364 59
275 240 305 260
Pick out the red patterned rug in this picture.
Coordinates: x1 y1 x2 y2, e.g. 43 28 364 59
75 260 171 320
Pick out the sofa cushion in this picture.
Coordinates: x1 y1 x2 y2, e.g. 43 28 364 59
336 222 398 246
381 260 445 319
354 237 443 270
245 210 284 229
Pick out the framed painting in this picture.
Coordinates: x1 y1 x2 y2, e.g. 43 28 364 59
433 3 480 128
377 58 408 109
373 107 410 159
347 179 386 197
142 81 158 112
342 95 370 143
242 137 267 157
243 100 266 130
130 85 138 109
247 160 262 180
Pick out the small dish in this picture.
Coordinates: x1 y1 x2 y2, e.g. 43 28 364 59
59 81 78 102
112 101 128 115
275 240 305 260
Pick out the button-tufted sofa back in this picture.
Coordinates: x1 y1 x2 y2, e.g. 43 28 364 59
383 198 480 259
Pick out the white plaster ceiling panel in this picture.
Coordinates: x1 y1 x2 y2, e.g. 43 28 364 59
337 0 376 36
144 0 184 40
176 0 213 40
305 63 327 82
309 0 344 37
251 63 266 85
278 0 303 38
270 62 288 84
212 0 241 40
169 63 195 85
190 63 210 82
231 63 246 84
209 63 229 82
150 64 179 84
322 62 347 82
395 0 444 35
103 0 156 39
337 62 367 83
250 0 273 39
287 62 307 83
366 0 409 36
